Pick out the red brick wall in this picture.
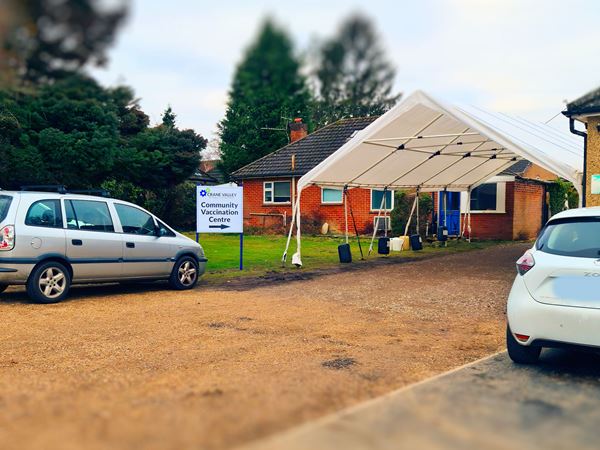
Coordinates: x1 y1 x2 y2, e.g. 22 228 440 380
512 180 545 240
241 178 385 233
432 181 545 240
433 184 514 240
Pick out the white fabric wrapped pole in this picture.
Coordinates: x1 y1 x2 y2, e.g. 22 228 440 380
403 193 419 237
282 199 299 263
291 190 303 267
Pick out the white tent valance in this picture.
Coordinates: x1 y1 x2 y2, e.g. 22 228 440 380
284 90 584 266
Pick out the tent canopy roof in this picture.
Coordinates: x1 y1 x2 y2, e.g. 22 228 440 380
297 91 583 193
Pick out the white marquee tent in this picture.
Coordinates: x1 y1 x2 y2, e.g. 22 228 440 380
283 90 584 266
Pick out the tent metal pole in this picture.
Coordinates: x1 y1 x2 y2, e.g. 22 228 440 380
444 149 509 187
364 132 480 142
282 200 299 263
469 158 519 189
368 187 388 255
416 189 420 235
348 114 444 184
292 189 303 267
344 186 349 244
385 127 472 187
467 189 472 242
403 193 418 237
418 140 490 186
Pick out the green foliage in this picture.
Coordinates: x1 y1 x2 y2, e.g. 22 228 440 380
391 191 433 236
218 19 311 178
547 179 579 216
3 0 129 84
312 14 401 127
0 75 206 227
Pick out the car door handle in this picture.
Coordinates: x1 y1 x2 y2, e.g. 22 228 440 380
126 242 135 248
72 239 83 246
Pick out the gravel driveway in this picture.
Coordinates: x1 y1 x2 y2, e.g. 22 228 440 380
0 243 528 450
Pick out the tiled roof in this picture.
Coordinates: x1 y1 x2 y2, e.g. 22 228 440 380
500 160 531 176
232 117 378 179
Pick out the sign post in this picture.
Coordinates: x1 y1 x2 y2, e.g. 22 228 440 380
196 185 244 270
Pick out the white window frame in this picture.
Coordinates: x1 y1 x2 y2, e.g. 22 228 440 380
263 180 291 205
373 216 391 231
370 189 394 212
321 187 343 205
461 182 506 214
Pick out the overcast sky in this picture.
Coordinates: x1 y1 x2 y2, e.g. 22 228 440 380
91 0 600 141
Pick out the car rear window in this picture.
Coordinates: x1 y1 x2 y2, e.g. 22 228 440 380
537 217 600 258
0 195 12 223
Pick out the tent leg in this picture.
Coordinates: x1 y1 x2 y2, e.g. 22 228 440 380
282 200 298 263
403 193 418 236
291 190 303 267
343 186 349 244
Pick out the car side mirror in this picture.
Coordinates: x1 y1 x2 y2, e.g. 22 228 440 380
154 224 163 237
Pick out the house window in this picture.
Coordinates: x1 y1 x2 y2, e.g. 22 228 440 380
264 181 291 204
321 188 343 204
468 183 506 213
371 189 393 211
374 216 391 231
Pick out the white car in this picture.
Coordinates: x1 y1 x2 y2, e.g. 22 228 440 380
507 207 600 363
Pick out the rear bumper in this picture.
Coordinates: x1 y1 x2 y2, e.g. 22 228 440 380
507 276 600 348
0 264 34 284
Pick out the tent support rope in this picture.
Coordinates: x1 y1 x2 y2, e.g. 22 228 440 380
344 186 364 260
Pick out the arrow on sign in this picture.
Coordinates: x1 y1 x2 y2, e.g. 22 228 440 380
209 224 230 230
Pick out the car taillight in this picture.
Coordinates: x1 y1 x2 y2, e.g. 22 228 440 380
0 225 15 251
516 251 535 275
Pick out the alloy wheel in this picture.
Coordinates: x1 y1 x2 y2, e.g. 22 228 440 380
178 261 197 286
38 267 67 299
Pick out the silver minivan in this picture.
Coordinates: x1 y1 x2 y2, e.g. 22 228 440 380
0 190 207 303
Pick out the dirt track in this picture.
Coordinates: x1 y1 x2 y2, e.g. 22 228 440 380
0 243 528 450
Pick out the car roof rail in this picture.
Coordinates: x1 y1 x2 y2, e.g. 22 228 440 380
20 185 68 194
68 189 111 198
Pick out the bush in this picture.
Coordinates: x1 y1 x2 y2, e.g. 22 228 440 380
547 179 579 217
101 179 197 231
390 191 433 236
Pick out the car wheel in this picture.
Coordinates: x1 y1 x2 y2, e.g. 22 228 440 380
506 325 541 364
0 283 9 294
169 256 199 290
27 261 71 304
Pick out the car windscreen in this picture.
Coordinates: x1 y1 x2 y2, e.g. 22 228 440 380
0 195 13 223
537 217 600 258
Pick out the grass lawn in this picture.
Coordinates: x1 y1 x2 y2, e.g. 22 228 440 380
184 232 510 281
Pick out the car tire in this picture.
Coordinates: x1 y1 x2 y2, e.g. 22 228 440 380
506 325 541 364
27 261 71 304
0 283 9 294
169 256 199 290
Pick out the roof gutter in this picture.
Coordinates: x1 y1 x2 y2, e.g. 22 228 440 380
568 118 587 207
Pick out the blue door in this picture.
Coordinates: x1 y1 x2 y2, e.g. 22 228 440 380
439 192 461 236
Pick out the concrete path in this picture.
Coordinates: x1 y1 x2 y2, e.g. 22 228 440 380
243 349 600 450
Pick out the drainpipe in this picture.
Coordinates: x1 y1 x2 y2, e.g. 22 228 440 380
569 118 587 207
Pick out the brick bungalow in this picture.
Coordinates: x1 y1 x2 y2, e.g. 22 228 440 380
233 117 392 233
233 117 558 239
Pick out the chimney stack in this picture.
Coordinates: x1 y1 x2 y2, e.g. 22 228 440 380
289 118 308 143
